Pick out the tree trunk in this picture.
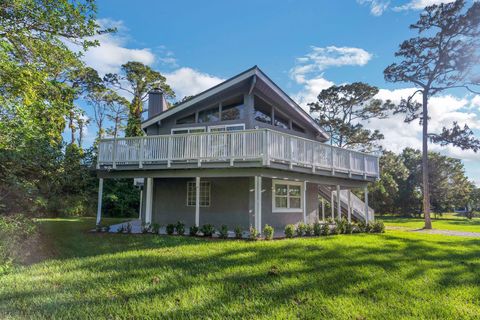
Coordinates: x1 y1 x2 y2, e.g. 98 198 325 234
422 91 432 229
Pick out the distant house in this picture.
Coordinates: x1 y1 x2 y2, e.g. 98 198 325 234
96 66 378 232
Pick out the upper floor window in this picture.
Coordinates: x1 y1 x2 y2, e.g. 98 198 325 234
254 95 272 124
274 114 289 130
198 106 220 123
176 113 195 125
171 127 205 134
292 122 305 133
221 95 244 121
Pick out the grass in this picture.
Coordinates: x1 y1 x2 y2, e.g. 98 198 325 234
381 213 480 233
1 217 480 319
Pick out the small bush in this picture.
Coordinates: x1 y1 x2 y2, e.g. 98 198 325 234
285 224 295 238
141 223 150 234
234 226 243 239
352 222 361 233
175 221 185 235
371 220 385 233
305 223 314 236
345 222 353 234
200 224 215 237
189 225 199 236
249 226 259 240
166 224 175 235
321 223 330 236
263 224 274 240
219 225 229 239
151 223 160 234
336 219 347 234
313 221 322 236
330 223 339 235
296 223 306 237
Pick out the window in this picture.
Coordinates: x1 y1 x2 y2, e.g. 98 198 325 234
274 114 290 130
221 95 244 121
208 124 245 132
187 181 211 207
176 113 196 125
171 127 205 134
292 122 305 133
198 106 220 123
272 180 303 212
254 95 272 124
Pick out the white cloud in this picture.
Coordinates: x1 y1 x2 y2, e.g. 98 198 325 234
291 46 372 84
357 0 391 16
292 77 335 110
393 0 454 11
164 67 224 100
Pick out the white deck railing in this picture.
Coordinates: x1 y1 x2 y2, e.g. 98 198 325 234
98 129 379 178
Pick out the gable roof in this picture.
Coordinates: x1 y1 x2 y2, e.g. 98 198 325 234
141 66 329 140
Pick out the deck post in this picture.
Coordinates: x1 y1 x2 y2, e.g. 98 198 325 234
303 181 307 224
96 178 103 225
138 188 143 220
195 177 200 227
321 197 325 222
336 185 341 221
364 186 369 224
254 176 262 233
145 177 153 225
330 189 335 220
347 190 352 223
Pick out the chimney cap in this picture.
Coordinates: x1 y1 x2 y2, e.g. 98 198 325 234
149 87 163 94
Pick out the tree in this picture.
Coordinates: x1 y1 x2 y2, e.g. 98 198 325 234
384 0 480 229
105 94 129 139
308 82 393 152
104 61 174 137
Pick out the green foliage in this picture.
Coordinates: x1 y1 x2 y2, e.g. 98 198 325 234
296 223 306 237
175 221 185 236
166 224 175 235
336 219 347 234
313 221 322 236
304 223 314 236
218 225 229 239
141 223 150 234
330 223 339 235
321 223 330 236
151 223 160 235
345 222 354 234
103 179 140 218
371 221 386 233
189 225 199 236
284 224 295 238
249 226 259 240
263 224 274 240
200 224 215 237
234 226 243 239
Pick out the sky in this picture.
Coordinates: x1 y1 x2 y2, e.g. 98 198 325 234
76 0 480 184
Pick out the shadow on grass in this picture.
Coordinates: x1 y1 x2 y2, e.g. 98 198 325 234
2 219 480 319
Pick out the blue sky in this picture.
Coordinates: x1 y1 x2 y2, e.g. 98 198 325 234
76 0 480 183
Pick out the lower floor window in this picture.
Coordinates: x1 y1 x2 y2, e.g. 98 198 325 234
187 181 211 207
273 180 303 212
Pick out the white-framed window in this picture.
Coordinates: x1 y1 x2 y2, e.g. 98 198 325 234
186 181 211 207
171 127 206 134
207 124 245 132
272 180 303 212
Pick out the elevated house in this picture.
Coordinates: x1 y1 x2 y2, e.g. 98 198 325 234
96 66 379 233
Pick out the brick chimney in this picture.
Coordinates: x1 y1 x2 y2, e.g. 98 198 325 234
147 88 169 119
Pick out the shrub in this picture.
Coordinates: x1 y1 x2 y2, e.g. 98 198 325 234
249 226 259 240
141 223 150 234
285 224 295 238
125 222 132 234
166 224 175 235
321 223 330 236
313 221 322 236
189 225 199 236
151 223 160 234
336 219 347 234
219 225 229 239
352 222 361 233
330 223 339 235
345 222 353 234
200 224 215 237
234 226 243 239
296 223 306 237
175 221 185 235
371 220 385 233
305 223 314 236
263 224 274 240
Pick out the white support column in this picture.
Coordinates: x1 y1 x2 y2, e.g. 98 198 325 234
347 190 352 223
303 181 307 224
336 185 341 221
331 190 335 220
145 178 153 225
321 197 325 222
195 177 200 227
254 176 262 232
138 189 143 220
96 178 103 225
364 186 370 224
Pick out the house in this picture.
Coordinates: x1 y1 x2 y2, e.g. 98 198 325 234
96 66 379 233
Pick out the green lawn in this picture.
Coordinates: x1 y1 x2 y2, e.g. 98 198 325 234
381 213 480 233
1 218 480 319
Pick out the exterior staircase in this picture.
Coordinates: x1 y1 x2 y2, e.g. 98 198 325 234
318 185 374 222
